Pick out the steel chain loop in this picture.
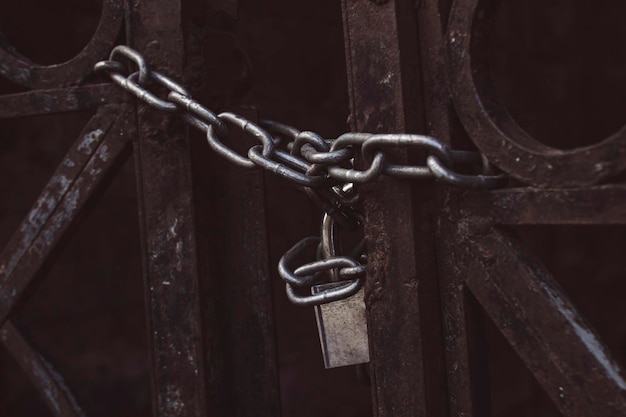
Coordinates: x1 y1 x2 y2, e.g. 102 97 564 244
95 45 507 306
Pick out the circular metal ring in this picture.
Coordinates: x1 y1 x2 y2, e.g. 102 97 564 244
447 0 626 186
0 0 123 88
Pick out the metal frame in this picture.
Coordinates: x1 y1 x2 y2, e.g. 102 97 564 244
0 1 279 416
1 0 625 416
342 0 626 416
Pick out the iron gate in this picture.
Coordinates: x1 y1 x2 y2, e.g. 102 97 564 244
1 0 626 416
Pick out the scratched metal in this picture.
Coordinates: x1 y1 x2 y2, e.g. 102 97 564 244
0 106 132 328
436 185 626 417
339 0 626 416
313 285 370 369
446 0 626 187
456 228 626 416
192 105 281 417
460 185 626 225
0 84 123 119
415 0 486 416
341 1 448 416
129 1 208 416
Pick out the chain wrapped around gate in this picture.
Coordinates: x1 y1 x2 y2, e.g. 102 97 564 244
94 45 507 308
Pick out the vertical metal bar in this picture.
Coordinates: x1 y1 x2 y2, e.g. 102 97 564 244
415 1 491 415
129 1 208 416
341 1 446 416
436 199 491 417
192 108 281 417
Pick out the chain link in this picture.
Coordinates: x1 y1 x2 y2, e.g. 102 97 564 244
95 45 507 306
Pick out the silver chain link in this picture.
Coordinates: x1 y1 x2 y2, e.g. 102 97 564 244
95 45 507 306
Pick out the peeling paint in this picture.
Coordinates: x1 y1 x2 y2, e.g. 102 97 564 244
97 143 110 162
36 188 80 251
379 72 393 85
164 385 185 414
3 176 73 278
168 218 179 238
77 129 104 154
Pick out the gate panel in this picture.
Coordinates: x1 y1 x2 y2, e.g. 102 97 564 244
343 0 626 416
0 0 281 415
3 0 626 416
424 1 626 416
342 1 447 416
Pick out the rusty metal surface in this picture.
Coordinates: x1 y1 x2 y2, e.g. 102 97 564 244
435 230 491 417
2 0 626 416
446 0 626 187
429 2 626 416
435 186 626 416
191 105 280 416
413 1 487 417
0 2 140 414
1 0 281 414
0 106 132 328
461 185 626 225
184 1 281 414
399 2 626 417
341 1 447 417
459 229 626 417
128 1 208 416
0 84 123 118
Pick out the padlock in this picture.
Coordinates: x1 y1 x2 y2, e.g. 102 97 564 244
313 283 370 368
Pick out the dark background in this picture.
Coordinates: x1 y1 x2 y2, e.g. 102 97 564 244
1 0 626 416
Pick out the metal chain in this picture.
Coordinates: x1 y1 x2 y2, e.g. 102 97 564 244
94 45 507 306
